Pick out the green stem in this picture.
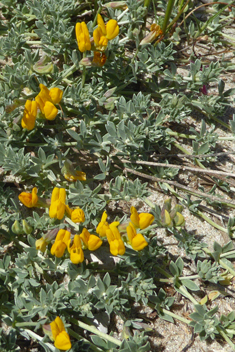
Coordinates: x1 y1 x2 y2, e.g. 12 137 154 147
167 130 196 139
196 210 227 233
162 308 190 324
178 0 185 11
92 5 102 28
216 327 235 351
173 141 205 168
208 115 231 131
61 64 77 80
81 53 87 88
168 130 235 141
179 285 198 305
25 40 42 45
158 274 199 282
155 266 199 305
219 259 235 277
180 274 199 280
23 329 55 351
220 250 235 259
166 0 191 33
69 318 122 347
68 328 103 352
144 0 151 6
16 322 38 327
161 0 176 34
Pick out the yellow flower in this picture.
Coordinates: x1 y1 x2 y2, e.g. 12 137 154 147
75 22 91 52
49 187 66 220
62 160 86 182
140 23 163 45
35 84 63 120
51 229 71 258
21 100 38 130
93 27 108 51
71 208 85 223
49 87 63 104
18 187 38 208
97 14 119 40
80 228 102 251
64 170 86 182
126 222 148 251
50 316 71 351
35 237 48 252
93 14 119 51
106 221 125 256
68 234 84 264
96 211 110 237
92 51 107 67
130 206 154 229
36 228 59 252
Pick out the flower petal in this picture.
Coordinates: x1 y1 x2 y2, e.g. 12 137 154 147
97 14 106 35
54 331 72 350
106 19 119 40
49 87 63 104
139 213 154 229
44 101 58 120
21 100 37 130
130 206 139 228
88 235 102 251
35 237 47 252
131 233 148 251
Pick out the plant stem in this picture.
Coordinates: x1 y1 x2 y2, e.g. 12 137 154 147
197 210 227 233
16 322 38 327
68 328 103 352
168 130 235 141
158 274 199 282
69 317 122 346
162 308 190 324
220 250 235 259
23 329 55 351
216 326 235 351
155 266 199 304
81 53 87 88
162 0 176 34
220 259 235 276
61 64 77 80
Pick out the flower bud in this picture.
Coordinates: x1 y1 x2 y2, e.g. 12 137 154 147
162 209 172 227
104 1 127 9
33 55 54 74
11 220 24 234
174 212 185 227
79 57 93 67
22 219 33 234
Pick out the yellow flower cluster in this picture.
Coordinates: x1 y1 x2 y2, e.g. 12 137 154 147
96 207 154 255
18 188 154 261
21 83 63 131
75 14 119 67
39 208 154 350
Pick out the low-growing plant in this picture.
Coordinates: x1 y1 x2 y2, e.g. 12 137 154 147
1 0 235 351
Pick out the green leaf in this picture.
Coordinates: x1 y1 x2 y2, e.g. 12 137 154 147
198 142 209 155
169 261 179 277
182 279 200 291
103 272 111 287
194 304 207 317
175 257 184 274
67 129 81 142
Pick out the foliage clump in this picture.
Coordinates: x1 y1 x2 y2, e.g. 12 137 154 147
1 0 235 351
